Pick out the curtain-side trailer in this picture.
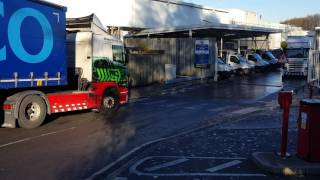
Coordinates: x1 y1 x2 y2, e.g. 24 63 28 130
0 0 128 129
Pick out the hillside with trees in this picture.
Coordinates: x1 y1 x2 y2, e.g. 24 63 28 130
281 14 320 31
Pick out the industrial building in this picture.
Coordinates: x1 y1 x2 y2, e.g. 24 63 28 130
113 0 281 86
63 0 309 86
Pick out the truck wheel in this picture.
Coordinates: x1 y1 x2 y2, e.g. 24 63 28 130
239 70 244 76
18 95 47 129
101 90 119 118
282 75 286 81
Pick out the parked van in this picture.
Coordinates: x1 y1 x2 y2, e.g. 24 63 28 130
224 52 253 75
261 51 279 68
218 57 234 78
246 53 270 72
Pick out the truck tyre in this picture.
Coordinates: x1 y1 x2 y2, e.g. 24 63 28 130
18 95 47 129
239 69 244 76
282 75 287 81
101 89 119 118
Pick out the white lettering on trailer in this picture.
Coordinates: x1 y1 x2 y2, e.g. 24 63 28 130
52 12 60 23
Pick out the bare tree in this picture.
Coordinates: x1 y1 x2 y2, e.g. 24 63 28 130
281 14 320 31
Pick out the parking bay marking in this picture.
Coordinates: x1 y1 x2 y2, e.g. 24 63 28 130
206 160 242 172
184 103 208 110
130 156 266 177
145 158 189 172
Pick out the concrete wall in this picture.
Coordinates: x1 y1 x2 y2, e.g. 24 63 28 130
228 9 258 25
58 0 267 29
125 37 217 86
106 0 223 28
106 0 261 28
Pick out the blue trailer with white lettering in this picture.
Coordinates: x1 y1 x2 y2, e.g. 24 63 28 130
0 0 128 129
0 0 67 88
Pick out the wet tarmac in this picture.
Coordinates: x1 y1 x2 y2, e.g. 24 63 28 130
0 70 308 180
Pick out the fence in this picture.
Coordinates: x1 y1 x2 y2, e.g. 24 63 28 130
125 38 217 87
308 50 320 88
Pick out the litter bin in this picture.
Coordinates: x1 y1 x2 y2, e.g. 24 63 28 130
297 99 320 162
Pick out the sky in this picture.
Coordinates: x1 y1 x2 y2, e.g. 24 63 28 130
49 0 320 23
185 0 320 22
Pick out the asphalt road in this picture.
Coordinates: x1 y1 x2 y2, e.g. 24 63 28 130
0 70 306 180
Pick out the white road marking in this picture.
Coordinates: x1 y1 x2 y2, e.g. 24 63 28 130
0 127 77 149
136 156 247 160
231 107 260 115
159 102 186 108
185 106 196 110
145 158 189 172
130 156 266 177
130 172 267 177
85 138 166 180
184 103 208 110
129 98 150 103
114 177 127 180
185 87 194 90
207 106 234 112
206 160 242 173
141 100 168 105
87 112 266 179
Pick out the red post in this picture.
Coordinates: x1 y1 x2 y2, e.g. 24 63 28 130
278 91 293 158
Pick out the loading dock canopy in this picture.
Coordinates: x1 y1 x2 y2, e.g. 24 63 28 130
126 23 282 39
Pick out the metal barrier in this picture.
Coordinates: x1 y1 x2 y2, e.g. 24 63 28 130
308 50 320 88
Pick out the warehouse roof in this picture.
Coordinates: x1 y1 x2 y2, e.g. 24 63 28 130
126 22 283 39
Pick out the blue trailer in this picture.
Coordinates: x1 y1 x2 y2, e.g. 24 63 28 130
0 0 68 89
0 0 128 129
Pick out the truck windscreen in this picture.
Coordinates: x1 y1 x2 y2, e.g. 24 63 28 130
112 45 125 64
287 49 309 58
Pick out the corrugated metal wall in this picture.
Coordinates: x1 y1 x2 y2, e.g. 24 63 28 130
125 38 217 86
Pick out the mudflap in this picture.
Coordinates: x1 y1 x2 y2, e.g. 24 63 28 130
2 111 16 128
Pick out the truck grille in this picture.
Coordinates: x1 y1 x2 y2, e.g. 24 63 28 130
285 59 307 75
